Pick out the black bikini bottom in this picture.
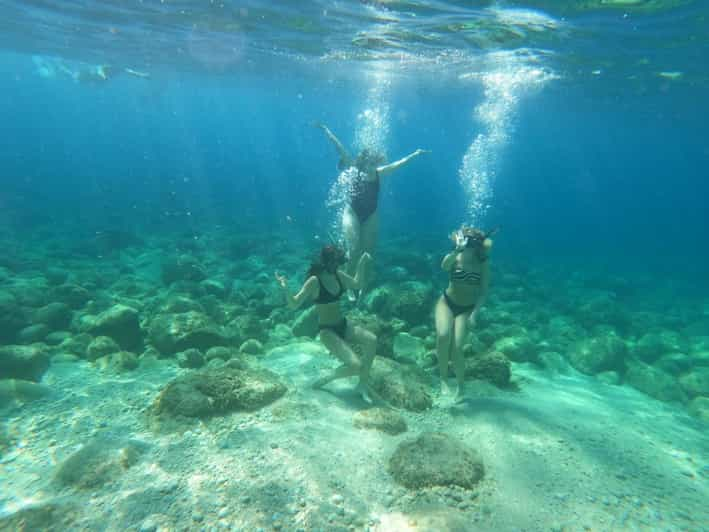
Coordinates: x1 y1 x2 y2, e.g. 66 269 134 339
319 318 348 339
443 292 475 318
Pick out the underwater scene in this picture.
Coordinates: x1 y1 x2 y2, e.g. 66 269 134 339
1 1 708 531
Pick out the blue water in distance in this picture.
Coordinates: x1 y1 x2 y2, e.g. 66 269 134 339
0 1 707 285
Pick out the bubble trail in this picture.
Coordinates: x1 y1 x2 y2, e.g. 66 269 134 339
459 57 557 226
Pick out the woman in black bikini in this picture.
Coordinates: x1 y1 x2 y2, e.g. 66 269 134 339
317 123 428 296
435 226 493 401
275 245 377 402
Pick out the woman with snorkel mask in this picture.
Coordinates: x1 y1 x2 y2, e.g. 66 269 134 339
435 226 495 401
275 245 378 403
316 122 428 300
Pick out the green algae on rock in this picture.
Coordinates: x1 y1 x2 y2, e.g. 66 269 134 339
625 360 688 403
369 357 433 412
568 330 627 375
148 311 229 356
84 304 143 351
388 432 485 490
0 500 78 532
150 364 287 427
86 335 121 361
353 407 408 435
54 437 150 489
0 344 51 382
465 351 512 388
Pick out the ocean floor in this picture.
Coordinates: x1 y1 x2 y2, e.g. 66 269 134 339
2 342 708 532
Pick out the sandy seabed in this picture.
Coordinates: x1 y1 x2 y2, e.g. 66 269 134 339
1 341 708 532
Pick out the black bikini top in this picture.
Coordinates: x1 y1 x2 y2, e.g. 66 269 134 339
314 273 344 304
450 267 482 286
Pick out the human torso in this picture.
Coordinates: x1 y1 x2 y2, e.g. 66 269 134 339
313 271 345 325
349 169 380 222
445 250 485 306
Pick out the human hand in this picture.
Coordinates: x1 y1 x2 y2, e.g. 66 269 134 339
454 231 467 251
415 148 431 156
360 252 373 264
274 272 288 289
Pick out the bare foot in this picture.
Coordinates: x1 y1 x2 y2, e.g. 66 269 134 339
455 385 467 404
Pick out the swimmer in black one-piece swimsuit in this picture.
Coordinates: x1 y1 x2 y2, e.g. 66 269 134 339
315 122 428 299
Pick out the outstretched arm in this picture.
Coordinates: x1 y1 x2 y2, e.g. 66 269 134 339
316 123 352 167
275 273 318 310
339 252 372 291
377 148 429 178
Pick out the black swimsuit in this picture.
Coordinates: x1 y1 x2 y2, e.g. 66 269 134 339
315 273 348 338
350 171 380 223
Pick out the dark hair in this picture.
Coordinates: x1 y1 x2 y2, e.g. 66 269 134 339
306 245 347 280
355 149 386 173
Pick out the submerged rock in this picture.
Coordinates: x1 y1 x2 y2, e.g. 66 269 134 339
34 302 73 331
369 358 432 412
51 283 91 309
0 344 50 382
95 351 140 372
240 339 264 355
388 432 484 489
151 365 286 423
656 352 693 375
465 351 511 388
17 324 50 344
353 407 407 435
538 351 574 374
687 396 709 423
161 255 207 285
148 311 229 356
625 361 687 403
679 367 709 398
86 336 121 361
176 348 205 369
54 436 149 489
205 346 234 362
492 334 537 364
85 304 143 351
365 281 434 326
0 378 52 405
0 290 26 343
0 501 78 532
568 331 626 375
393 332 426 364
634 330 688 364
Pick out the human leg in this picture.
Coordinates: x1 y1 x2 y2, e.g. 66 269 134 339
316 327 361 387
435 295 454 394
452 313 470 398
357 212 379 294
347 324 377 388
342 206 362 277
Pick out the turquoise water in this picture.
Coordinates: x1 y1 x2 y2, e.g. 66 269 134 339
1 1 708 531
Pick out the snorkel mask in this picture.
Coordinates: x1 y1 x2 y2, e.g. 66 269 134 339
321 245 347 272
455 227 499 254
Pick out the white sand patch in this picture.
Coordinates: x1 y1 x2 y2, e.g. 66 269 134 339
1 347 707 531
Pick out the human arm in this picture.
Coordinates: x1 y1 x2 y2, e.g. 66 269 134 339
377 148 429 178
469 261 490 326
275 273 318 310
315 123 352 167
338 252 372 291
441 229 466 271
